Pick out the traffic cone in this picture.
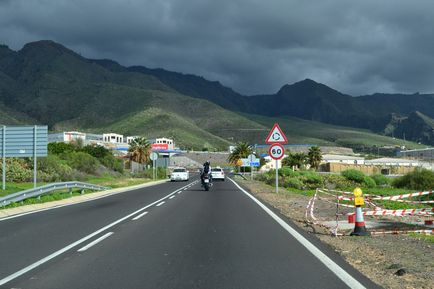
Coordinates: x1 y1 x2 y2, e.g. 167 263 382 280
351 206 370 236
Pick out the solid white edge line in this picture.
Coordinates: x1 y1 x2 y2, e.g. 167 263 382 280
0 180 194 286
132 211 148 221
156 201 165 207
77 232 113 252
228 178 367 289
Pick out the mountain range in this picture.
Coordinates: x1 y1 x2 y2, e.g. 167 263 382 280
0 40 433 150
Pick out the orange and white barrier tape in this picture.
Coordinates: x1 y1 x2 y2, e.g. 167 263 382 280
369 190 433 201
370 229 433 235
348 207 434 217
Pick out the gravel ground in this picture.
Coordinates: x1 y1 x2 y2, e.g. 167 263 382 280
235 178 434 289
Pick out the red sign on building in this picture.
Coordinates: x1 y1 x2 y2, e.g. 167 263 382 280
151 143 169 150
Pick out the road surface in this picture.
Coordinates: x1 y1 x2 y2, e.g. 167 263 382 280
0 177 381 289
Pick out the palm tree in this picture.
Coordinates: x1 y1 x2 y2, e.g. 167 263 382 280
228 142 253 166
282 152 307 170
307 146 322 170
128 137 151 165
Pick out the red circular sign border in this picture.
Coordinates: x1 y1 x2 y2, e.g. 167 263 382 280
268 143 285 160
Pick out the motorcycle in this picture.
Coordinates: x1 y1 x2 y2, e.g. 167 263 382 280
202 173 212 191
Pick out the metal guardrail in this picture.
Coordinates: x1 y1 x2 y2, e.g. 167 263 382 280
0 182 110 207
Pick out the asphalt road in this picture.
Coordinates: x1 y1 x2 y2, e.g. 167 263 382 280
0 177 381 289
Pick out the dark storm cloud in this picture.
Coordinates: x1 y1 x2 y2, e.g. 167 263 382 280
1 0 434 96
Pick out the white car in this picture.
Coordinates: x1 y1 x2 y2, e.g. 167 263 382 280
211 167 225 181
170 168 189 181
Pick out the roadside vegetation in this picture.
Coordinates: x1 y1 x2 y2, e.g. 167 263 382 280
255 165 434 210
0 139 166 198
227 142 254 172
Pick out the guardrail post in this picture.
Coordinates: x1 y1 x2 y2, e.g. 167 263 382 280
81 189 85 195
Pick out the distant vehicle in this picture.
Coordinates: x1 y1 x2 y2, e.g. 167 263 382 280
170 168 189 181
211 167 225 181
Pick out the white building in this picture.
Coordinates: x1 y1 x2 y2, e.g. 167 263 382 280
398 148 434 160
126 136 139 144
103 133 124 144
364 158 420 167
321 154 365 165
154 137 174 150
259 155 286 172
48 131 86 143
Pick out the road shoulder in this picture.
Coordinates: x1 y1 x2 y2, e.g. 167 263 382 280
233 177 434 289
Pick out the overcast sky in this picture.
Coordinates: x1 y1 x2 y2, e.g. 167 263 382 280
1 0 434 96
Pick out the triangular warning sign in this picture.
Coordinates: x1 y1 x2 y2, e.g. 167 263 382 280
265 123 288 144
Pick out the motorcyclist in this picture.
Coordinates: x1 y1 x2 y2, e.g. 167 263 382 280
201 161 212 185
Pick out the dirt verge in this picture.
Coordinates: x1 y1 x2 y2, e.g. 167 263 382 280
235 178 434 289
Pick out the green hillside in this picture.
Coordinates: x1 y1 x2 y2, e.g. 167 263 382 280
242 114 424 150
94 108 231 150
55 89 267 150
0 40 429 151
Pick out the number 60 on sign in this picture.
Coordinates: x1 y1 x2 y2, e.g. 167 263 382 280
268 143 285 160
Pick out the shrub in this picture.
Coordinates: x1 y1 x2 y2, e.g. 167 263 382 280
296 172 324 189
100 155 124 173
37 155 74 181
341 169 366 183
323 174 355 190
392 169 434 190
285 178 304 190
64 152 99 174
82 145 111 159
363 176 377 188
134 167 168 179
0 158 33 182
372 174 391 187
279 167 301 177
48 142 76 155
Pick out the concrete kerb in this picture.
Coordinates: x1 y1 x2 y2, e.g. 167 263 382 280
0 179 168 219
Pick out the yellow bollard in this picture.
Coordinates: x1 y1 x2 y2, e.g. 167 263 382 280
350 187 370 236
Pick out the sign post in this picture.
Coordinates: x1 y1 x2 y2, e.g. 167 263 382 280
248 154 256 180
266 123 288 194
268 143 285 193
150 152 159 181
0 126 48 190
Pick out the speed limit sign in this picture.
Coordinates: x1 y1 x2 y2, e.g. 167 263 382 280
268 143 285 160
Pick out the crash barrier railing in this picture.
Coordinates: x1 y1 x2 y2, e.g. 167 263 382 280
0 182 110 207
305 188 433 236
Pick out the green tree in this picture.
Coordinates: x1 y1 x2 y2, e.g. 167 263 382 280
228 142 253 165
48 142 76 155
128 137 152 165
282 152 307 170
82 145 111 159
307 146 322 170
